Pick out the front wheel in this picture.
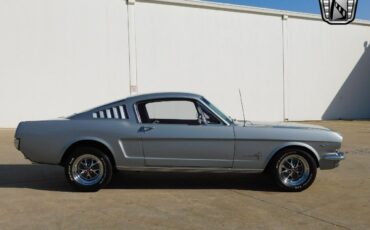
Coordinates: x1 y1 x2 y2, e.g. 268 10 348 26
65 146 113 192
270 149 317 192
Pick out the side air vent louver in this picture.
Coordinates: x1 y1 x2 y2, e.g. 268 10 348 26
92 105 127 119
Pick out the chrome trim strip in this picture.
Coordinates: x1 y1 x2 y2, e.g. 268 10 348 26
113 107 119 119
197 100 230 126
119 106 125 119
116 166 263 173
134 104 142 123
133 97 230 126
117 140 144 159
106 109 112 119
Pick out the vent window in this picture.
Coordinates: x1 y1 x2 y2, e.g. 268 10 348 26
92 105 128 119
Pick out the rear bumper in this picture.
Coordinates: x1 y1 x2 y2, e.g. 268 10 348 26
320 151 345 170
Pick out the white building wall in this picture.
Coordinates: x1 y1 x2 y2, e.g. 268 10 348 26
0 0 131 127
286 18 370 120
0 0 369 127
134 1 285 121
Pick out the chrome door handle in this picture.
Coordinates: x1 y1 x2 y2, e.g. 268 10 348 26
141 126 155 132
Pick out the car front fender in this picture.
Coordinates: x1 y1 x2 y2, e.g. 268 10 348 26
263 142 321 169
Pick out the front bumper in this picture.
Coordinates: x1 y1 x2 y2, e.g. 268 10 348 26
320 151 345 170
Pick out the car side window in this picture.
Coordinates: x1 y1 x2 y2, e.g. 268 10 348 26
138 100 200 125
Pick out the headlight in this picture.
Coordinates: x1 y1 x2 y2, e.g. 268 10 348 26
14 138 20 150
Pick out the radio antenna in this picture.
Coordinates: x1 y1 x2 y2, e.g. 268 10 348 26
238 89 246 127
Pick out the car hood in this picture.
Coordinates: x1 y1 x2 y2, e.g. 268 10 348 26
235 121 331 131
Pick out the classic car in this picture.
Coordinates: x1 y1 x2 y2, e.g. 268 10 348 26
14 92 345 192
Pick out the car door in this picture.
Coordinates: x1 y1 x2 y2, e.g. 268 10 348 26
137 99 235 168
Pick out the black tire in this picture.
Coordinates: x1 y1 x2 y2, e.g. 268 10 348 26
270 149 317 192
64 146 113 192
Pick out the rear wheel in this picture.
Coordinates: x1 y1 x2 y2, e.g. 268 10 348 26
65 146 113 192
270 149 317 192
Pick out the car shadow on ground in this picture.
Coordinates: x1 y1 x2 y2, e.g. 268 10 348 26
0 164 280 192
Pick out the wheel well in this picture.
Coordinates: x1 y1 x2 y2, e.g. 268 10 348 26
60 140 116 169
265 145 319 171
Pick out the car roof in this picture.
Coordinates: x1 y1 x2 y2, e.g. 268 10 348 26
68 92 204 119
125 92 203 102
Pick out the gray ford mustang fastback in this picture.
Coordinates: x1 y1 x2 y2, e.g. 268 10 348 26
14 92 345 192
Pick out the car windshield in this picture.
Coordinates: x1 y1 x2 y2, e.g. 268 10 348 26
201 97 233 124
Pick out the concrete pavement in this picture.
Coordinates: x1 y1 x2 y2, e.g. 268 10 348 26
0 121 369 229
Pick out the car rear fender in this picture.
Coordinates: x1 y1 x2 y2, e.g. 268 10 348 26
59 136 115 164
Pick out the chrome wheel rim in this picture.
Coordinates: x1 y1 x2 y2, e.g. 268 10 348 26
278 154 310 187
71 154 104 186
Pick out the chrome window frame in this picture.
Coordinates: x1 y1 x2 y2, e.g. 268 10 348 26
196 100 230 126
133 98 231 126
